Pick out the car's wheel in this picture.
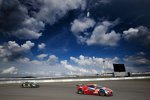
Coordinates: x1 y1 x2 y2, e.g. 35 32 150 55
77 89 83 94
22 84 25 88
99 90 106 96
28 84 30 87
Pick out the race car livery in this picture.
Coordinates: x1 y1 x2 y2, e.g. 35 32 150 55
76 84 113 96
21 82 40 88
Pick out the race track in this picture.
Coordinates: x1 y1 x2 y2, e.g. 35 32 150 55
0 79 150 100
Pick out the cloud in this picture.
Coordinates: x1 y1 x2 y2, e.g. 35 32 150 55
1 66 18 74
98 0 111 4
0 0 2 5
71 18 121 46
0 54 120 76
18 57 45 65
71 17 95 33
21 41 35 50
0 0 86 39
0 41 34 62
18 57 30 63
18 56 92 76
38 43 46 50
0 0 44 39
71 17 95 44
37 0 86 24
47 55 58 65
123 52 150 72
61 60 93 75
123 28 139 39
86 0 111 10
13 17 44 39
124 52 150 66
70 55 94 66
123 26 150 46
86 25 121 46
70 55 119 69
15 56 65 76
61 55 119 75
37 54 48 60
69 55 119 74
61 60 77 72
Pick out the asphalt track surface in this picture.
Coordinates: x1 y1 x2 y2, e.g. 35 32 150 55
0 79 150 100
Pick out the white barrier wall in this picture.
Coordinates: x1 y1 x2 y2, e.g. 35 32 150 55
0 76 150 84
114 72 128 77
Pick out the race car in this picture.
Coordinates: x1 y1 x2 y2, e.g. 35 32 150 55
21 82 40 88
76 84 113 96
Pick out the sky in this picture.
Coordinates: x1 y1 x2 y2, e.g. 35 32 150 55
0 0 150 77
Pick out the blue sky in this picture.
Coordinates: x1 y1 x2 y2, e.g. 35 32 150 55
0 0 150 77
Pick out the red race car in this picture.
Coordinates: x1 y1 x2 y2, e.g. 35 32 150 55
76 84 113 96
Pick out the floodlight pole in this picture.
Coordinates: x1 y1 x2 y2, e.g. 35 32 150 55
103 60 105 75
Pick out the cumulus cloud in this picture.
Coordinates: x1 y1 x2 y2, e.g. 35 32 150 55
61 60 94 75
99 0 111 4
38 43 46 50
124 52 150 66
70 55 92 66
13 17 44 39
0 41 34 62
86 0 111 11
0 0 86 39
18 57 30 63
123 26 150 46
61 60 77 72
37 0 86 24
71 17 95 33
18 57 45 65
15 56 65 76
70 55 119 74
21 41 35 50
4 54 119 76
123 28 139 39
0 0 44 39
70 55 119 70
86 25 121 46
0 0 2 5
71 17 95 44
18 56 91 76
47 55 58 65
61 55 119 75
124 52 150 72
37 54 48 60
71 18 121 46
1 66 18 74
